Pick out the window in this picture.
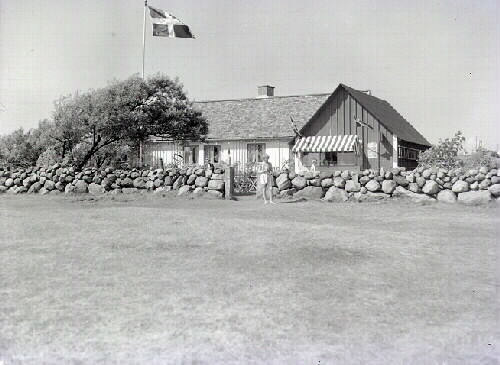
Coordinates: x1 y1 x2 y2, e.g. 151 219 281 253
302 151 355 167
302 152 338 167
398 146 419 161
247 143 266 163
204 145 221 163
183 145 198 164
319 152 338 167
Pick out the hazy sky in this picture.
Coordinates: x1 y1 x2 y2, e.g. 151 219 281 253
1 0 499 150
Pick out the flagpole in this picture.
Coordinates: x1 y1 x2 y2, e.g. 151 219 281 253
139 0 147 167
142 0 147 79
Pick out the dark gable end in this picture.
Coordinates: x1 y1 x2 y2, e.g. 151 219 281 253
193 94 330 140
340 84 431 147
299 84 431 147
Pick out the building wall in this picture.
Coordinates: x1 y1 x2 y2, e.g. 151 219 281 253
145 139 291 172
301 89 395 171
145 141 184 168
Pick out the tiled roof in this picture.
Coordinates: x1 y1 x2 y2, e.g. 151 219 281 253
192 84 431 147
193 94 330 140
340 84 431 147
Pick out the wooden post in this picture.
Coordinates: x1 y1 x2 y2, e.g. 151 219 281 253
224 166 234 200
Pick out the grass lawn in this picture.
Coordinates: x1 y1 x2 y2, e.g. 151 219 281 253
0 194 499 364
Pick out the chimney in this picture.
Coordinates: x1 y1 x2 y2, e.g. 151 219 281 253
257 85 275 98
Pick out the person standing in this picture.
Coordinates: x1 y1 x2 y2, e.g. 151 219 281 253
258 154 275 204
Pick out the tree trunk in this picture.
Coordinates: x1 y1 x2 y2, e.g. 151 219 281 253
77 144 98 170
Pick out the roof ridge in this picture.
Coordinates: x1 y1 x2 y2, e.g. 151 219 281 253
193 92 331 104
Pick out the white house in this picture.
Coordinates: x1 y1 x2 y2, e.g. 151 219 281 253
144 85 329 172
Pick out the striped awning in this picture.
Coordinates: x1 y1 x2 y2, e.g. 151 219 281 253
292 135 359 153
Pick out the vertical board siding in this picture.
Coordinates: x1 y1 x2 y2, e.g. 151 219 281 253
301 91 394 170
145 141 183 168
145 139 290 173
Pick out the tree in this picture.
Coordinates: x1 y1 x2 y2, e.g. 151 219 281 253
53 74 207 169
418 131 466 169
0 128 35 167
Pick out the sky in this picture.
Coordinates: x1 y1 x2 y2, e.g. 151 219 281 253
0 0 499 150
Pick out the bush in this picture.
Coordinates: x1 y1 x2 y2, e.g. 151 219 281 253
418 131 465 169
460 147 499 169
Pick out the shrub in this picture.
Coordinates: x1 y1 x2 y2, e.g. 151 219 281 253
418 131 465 169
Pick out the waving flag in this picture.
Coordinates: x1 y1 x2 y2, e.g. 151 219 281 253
148 5 194 38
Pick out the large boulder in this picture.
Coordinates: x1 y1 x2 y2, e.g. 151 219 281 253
488 184 500 198
64 184 75 194
27 182 42 193
208 179 225 191
324 186 349 202
44 180 56 191
457 190 493 205
177 185 191 196
173 176 184 190
359 176 371 186
333 177 346 188
382 180 397 194
320 178 334 188
345 180 361 193
4 178 14 188
211 173 225 180
74 180 88 194
293 186 324 200
186 174 197 185
365 179 380 192
164 176 173 186
451 180 469 193
340 170 350 180
195 176 209 188
436 189 457 203
479 179 491 190
393 175 409 187
133 177 147 189
122 187 139 194
422 180 440 195
88 183 105 194
291 176 307 190
276 174 291 190
55 181 65 192
121 177 134 188
408 183 421 193
153 178 164 188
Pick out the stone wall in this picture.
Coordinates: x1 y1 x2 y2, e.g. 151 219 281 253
265 166 500 205
2 164 500 205
0 165 226 199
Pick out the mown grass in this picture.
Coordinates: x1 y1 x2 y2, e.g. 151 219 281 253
0 194 499 364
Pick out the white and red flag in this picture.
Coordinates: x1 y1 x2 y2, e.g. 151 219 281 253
148 5 194 38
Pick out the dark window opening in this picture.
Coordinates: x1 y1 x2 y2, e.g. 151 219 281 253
247 143 266 163
204 145 221 163
183 146 198 164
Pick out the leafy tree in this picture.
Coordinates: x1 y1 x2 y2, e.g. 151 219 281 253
418 131 466 169
0 128 41 167
53 74 207 169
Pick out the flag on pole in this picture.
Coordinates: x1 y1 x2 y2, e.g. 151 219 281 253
148 5 194 38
